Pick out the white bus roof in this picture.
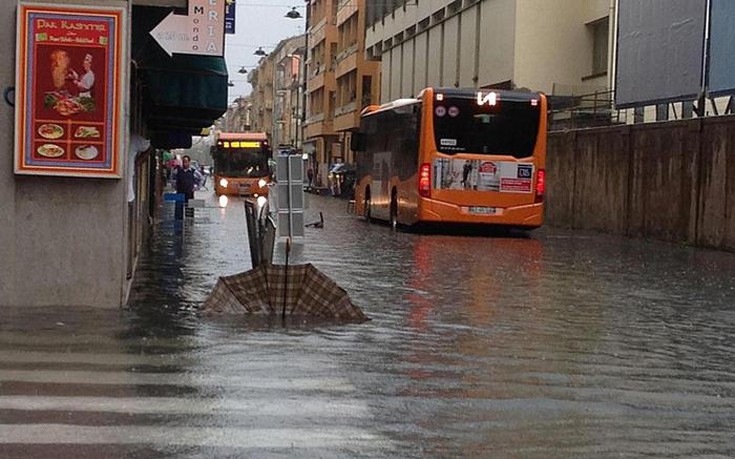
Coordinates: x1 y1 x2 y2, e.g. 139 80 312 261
363 98 420 116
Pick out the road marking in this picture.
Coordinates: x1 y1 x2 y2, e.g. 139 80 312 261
0 425 385 448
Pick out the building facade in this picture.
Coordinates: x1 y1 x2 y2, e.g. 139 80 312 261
332 0 381 167
303 0 340 188
365 0 612 105
217 96 253 133
1 0 228 308
247 35 305 147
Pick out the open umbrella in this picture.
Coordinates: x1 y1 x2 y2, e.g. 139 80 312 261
202 263 368 322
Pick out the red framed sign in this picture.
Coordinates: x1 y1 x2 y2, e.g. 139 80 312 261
15 3 127 178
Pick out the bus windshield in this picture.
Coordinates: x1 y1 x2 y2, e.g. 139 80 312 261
213 148 269 178
433 94 541 158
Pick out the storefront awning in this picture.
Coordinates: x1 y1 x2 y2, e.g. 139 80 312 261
132 6 227 137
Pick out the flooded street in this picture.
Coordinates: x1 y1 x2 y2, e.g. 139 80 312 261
2 191 735 457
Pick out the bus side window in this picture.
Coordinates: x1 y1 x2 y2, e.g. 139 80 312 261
350 132 365 152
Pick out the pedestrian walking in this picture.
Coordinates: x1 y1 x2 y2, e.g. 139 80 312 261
173 155 203 202
307 167 314 189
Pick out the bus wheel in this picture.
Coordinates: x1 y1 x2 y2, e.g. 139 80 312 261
389 192 398 230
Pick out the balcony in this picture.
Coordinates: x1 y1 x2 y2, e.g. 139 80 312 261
304 117 335 138
311 17 327 44
307 70 336 94
333 102 359 132
334 44 358 78
334 101 356 118
336 1 357 26
307 71 325 92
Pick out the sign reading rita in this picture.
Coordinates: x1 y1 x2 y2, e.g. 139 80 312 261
150 0 226 57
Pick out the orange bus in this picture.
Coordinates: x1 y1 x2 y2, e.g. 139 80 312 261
351 87 547 229
211 132 272 196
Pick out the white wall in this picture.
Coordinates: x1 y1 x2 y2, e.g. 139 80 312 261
514 0 608 93
402 40 415 96
414 34 428 95
370 0 611 101
458 6 479 88
442 15 459 87
477 0 516 88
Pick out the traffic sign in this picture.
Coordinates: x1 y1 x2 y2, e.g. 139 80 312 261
150 0 225 57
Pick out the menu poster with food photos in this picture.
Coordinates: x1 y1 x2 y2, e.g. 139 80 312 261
15 3 126 178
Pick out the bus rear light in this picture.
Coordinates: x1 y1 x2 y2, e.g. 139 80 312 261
419 163 431 198
535 169 546 203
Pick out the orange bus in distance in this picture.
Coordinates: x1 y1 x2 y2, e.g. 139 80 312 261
211 132 272 196
350 87 547 230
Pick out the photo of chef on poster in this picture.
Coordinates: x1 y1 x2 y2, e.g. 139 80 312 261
46 49 97 115
15 3 125 178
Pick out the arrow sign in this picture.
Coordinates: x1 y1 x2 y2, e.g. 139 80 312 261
150 0 226 57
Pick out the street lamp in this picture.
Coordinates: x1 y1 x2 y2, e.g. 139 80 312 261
284 6 306 154
285 7 302 19
254 47 267 56
238 66 248 74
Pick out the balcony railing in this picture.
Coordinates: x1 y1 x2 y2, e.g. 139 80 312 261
335 43 358 64
334 101 356 117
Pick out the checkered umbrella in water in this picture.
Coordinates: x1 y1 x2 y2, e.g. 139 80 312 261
202 263 368 322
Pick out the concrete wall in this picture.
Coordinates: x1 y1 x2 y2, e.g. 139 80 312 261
547 115 735 252
0 0 131 307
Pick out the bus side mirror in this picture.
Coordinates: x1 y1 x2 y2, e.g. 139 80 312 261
350 132 365 152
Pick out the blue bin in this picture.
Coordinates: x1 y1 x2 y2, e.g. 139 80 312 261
164 193 186 220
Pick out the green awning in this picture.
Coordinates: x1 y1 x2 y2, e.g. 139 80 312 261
132 6 228 134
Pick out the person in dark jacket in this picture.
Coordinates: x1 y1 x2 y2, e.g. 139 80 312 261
174 155 203 202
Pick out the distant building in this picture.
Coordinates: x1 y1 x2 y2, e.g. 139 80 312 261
247 35 306 147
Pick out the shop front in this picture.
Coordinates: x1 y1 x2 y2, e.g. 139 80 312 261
0 0 227 308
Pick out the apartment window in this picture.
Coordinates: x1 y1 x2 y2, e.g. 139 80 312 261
448 0 461 14
418 17 430 31
590 18 609 75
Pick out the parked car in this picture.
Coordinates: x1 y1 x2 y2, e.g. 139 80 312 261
328 163 356 198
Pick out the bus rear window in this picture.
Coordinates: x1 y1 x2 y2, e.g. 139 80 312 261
433 96 541 158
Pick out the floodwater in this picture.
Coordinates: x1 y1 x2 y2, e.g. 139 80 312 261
1 191 735 458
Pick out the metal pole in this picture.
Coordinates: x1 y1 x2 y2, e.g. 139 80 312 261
282 237 290 320
287 152 294 240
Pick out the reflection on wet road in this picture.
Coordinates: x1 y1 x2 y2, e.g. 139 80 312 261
1 192 734 457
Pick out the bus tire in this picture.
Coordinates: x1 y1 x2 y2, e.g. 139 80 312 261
389 190 398 230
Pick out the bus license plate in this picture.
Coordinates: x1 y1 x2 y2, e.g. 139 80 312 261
468 206 497 215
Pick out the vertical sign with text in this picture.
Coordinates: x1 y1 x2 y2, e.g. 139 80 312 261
225 0 236 34
15 3 126 178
